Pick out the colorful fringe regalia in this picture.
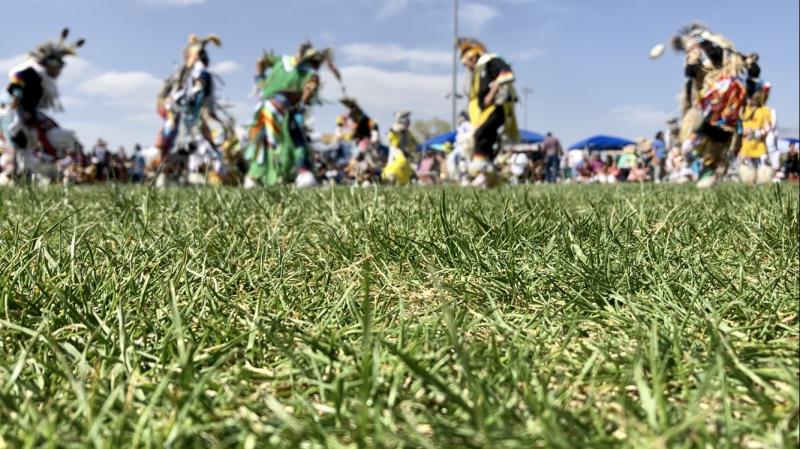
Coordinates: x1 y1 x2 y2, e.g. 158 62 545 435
245 43 340 186
670 24 756 187
456 38 520 186
340 97 380 153
458 39 520 160
156 35 230 165
3 28 85 182
382 111 417 185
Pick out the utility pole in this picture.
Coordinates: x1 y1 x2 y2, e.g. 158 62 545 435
452 0 459 130
522 87 533 130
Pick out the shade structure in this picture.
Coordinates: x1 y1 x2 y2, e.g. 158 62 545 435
421 131 456 150
569 134 636 151
519 130 545 144
783 137 800 145
420 129 545 151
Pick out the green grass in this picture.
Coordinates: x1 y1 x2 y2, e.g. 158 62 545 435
0 184 797 449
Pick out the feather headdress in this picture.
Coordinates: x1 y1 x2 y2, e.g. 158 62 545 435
340 97 362 114
186 34 222 55
456 37 487 63
297 41 342 82
29 28 85 66
670 22 707 52
671 22 736 54
392 111 412 131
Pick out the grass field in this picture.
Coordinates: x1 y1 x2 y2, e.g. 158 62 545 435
0 184 797 448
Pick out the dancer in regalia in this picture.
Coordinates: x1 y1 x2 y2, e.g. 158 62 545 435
382 111 417 186
3 29 85 185
155 34 232 186
340 97 381 184
654 24 762 188
244 42 342 188
456 38 520 187
340 97 380 155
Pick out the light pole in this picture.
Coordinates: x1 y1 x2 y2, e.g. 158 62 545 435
452 0 459 130
522 87 533 130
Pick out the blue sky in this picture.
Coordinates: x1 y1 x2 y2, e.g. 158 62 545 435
1 0 798 149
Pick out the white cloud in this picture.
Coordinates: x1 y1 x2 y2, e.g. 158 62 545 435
367 0 501 29
511 48 547 61
461 3 500 31
610 104 672 128
77 71 162 107
66 70 164 146
339 43 451 69
605 104 676 139
212 60 241 75
375 0 410 19
60 58 98 84
0 54 27 75
320 65 452 124
61 96 87 109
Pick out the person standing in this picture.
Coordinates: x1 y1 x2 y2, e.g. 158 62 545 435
652 131 667 182
560 150 573 182
762 84 780 176
92 138 109 182
617 145 637 182
783 143 799 181
738 90 773 185
542 132 563 183
130 144 145 183
448 111 473 183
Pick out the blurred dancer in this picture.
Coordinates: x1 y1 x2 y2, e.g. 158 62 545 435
4 28 85 185
155 34 232 186
457 38 520 187
244 42 341 187
738 87 774 184
382 112 417 186
667 24 758 188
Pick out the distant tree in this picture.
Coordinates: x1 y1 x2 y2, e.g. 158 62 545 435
411 118 452 142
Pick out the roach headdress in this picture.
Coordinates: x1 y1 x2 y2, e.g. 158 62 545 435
29 28 85 68
297 41 342 81
456 38 487 63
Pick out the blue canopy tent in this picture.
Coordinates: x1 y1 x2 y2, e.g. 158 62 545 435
420 129 545 152
778 137 799 153
569 135 636 151
519 130 545 144
421 131 456 151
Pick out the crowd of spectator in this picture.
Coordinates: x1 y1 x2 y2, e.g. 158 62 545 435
533 132 800 186
2 130 798 187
